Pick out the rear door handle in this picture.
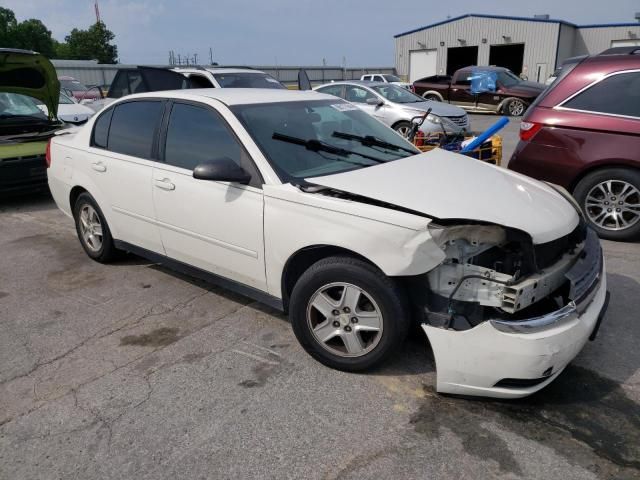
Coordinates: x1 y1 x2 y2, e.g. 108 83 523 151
154 178 175 191
91 162 106 172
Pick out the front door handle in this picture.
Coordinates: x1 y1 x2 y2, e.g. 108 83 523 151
154 178 175 191
91 162 106 172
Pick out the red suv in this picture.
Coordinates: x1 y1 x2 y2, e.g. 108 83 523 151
509 48 640 241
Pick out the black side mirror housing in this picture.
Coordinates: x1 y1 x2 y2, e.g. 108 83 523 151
193 157 251 184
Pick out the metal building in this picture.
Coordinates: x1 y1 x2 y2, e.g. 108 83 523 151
394 14 640 83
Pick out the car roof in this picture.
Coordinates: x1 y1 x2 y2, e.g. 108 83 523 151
174 67 267 75
123 88 338 106
317 80 388 87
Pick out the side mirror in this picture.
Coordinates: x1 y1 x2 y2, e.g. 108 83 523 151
366 97 383 106
193 157 251 184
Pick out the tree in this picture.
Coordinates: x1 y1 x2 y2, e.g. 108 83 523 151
12 19 56 57
0 7 17 46
63 22 118 63
0 7 55 57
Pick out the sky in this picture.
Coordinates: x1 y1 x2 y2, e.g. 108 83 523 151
3 0 639 66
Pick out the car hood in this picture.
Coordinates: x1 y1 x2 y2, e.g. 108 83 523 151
0 49 59 119
505 81 546 97
403 101 466 117
308 148 578 244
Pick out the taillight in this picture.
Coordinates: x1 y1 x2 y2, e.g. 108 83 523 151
519 121 543 141
45 139 52 168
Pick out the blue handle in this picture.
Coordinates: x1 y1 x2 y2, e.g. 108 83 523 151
460 116 509 153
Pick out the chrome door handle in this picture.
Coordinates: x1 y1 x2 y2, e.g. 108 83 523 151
154 178 175 191
91 162 106 172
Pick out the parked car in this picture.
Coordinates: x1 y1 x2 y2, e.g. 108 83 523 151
58 76 103 102
0 48 63 195
314 81 469 137
509 48 640 241
48 88 608 399
174 66 286 89
85 66 191 112
38 92 96 125
360 73 412 90
413 66 546 116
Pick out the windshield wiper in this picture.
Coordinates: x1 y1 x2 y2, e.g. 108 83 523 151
272 132 387 164
331 131 416 155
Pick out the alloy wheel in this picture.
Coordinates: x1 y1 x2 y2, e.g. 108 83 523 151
395 125 411 138
306 282 383 357
508 100 525 116
78 204 104 252
585 180 640 231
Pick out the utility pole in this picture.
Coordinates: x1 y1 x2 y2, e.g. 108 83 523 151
94 0 101 23
209 47 213 65
193 53 198 65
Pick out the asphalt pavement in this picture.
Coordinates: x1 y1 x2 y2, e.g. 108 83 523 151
1 134 639 479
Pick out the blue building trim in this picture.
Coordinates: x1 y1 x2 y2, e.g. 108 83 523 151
394 13 639 38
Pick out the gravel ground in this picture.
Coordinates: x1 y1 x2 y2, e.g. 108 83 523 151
1 139 639 479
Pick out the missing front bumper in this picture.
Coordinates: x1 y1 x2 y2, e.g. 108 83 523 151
421 229 608 399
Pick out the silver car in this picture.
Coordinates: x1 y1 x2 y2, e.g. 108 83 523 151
314 80 470 137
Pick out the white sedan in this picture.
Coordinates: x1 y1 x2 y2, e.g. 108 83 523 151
38 92 96 124
47 88 608 399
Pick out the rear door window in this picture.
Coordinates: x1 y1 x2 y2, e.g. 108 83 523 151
108 72 130 98
163 102 262 187
344 85 376 104
561 71 640 118
316 84 344 98
107 100 164 159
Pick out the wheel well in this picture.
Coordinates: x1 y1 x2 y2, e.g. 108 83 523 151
569 164 640 192
391 119 411 130
422 91 443 101
281 246 377 312
69 186 88 214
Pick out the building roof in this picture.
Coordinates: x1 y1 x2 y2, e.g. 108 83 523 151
394 13 640 38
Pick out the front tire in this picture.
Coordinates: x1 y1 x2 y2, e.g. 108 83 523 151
289 256 410 372
573 168 640 241
73 192 117 262
393 121 413 139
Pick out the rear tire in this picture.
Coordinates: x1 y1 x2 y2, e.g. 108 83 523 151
73 192 118 262
423 93 441 102
506 98 526 116
289 256 410 372
573 168 640 241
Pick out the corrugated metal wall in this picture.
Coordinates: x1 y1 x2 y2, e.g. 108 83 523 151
575 26 640 55
394 17 560 78
51 61 396 87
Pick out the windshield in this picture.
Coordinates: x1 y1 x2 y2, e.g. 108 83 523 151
231 100 418 182
497 70 522 87
213 72 285 89
0 93 48 120
370 84 424 104
60 79 88 92
59 93 75 104
382 74 401 82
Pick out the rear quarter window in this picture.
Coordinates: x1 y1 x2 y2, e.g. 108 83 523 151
561 71 640 118
91 108 114 149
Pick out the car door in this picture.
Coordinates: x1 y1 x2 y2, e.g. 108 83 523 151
85 99 165 253
151 101 267 291
343 85 386 123
449 72 476 108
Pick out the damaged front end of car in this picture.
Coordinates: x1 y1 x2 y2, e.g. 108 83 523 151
406 220 609 398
